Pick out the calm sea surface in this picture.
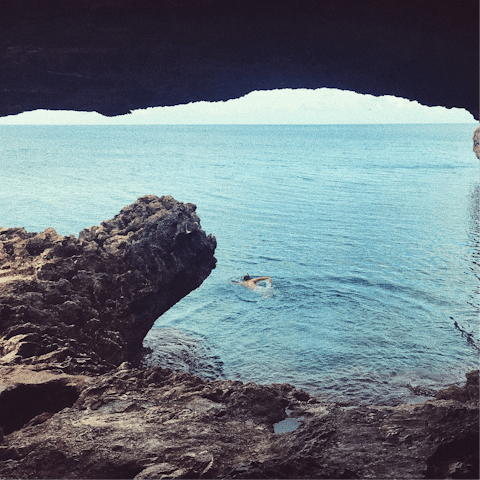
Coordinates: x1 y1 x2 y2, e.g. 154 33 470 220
1 124 478 404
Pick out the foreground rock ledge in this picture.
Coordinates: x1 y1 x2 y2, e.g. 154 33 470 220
0 195 217 373
0 366 477 479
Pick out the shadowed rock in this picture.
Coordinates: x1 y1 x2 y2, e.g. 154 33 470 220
0 195 216 374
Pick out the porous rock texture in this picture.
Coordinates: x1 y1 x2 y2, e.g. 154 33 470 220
0 194 217 374
0 0 478 120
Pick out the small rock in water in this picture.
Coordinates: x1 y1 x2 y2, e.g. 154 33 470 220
141 327 223 380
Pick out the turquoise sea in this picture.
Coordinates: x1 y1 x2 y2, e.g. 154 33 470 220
1 124 478 404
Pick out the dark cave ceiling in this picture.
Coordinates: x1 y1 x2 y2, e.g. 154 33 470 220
0 0 478 119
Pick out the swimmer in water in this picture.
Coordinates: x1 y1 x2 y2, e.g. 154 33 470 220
237 274 272 290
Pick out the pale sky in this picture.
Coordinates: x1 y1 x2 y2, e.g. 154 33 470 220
0 88 476 124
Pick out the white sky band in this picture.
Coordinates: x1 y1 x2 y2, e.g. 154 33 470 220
0 88 475 125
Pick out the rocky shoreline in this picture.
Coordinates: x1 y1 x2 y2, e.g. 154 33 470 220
0 195 478 479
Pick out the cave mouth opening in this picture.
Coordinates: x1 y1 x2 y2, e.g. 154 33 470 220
0 380 80 435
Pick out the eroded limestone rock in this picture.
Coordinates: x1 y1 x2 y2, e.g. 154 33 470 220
0 195 216 374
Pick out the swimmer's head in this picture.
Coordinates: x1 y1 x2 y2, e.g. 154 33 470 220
243 274 251 281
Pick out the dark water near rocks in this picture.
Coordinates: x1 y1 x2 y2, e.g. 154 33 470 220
1 123 478 404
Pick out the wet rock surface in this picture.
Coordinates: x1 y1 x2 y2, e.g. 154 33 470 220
141 327 223 380
0 195 217 374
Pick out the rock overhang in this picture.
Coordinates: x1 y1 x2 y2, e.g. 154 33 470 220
0 195 216 374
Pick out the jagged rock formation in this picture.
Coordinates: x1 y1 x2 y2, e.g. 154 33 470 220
0 0 478 119
0 195 217 374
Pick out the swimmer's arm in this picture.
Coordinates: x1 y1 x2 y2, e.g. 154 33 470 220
252 276 272 284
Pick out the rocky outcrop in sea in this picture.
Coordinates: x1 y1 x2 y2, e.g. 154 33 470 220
473 126 479 159
0 195 478 479
0 195 217 374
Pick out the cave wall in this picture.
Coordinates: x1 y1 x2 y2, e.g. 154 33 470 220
0 0 478 119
